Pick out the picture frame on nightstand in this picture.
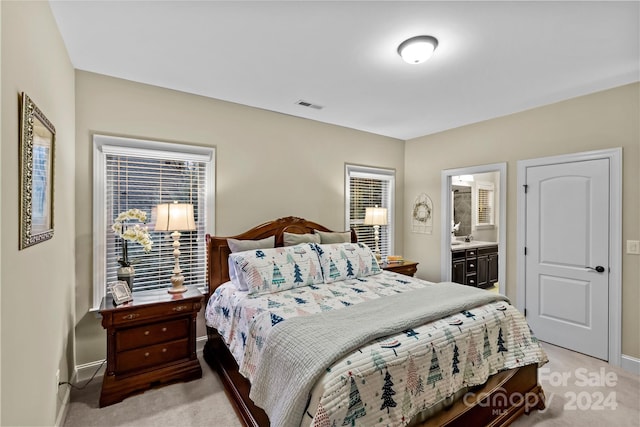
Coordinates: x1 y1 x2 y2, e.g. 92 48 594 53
109 281 132 305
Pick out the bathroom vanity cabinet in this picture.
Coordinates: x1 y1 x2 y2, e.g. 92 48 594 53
451 244 498 288
477 246 499 288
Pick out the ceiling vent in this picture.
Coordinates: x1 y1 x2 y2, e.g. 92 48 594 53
295 100 323 110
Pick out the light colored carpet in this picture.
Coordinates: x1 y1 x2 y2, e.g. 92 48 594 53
62 354 242 427
511 343 639 427
63 343 639 427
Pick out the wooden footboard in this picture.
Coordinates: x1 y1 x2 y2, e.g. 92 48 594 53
423 364 545 427
203 329 545 427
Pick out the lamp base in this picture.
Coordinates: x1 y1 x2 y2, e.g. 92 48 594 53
168 274 187 294
373 225 382 263
167 230 188 293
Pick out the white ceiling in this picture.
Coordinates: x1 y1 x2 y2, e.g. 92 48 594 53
49 1 639 140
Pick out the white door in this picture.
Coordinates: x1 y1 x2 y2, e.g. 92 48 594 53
525 158 609 360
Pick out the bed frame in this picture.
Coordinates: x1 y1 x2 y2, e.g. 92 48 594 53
203 216 545 427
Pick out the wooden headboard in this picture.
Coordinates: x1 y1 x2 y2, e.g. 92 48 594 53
206 216 357 295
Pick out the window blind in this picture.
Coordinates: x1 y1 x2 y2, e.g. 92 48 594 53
477 186 494 226
105 155 207 292
346 166 394 258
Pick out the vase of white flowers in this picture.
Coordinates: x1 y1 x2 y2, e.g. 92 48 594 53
112 208 153 290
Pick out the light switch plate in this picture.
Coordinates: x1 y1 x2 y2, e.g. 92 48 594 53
627 240 640 255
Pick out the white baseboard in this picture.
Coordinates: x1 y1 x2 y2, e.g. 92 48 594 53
196 335 207 353
75 359 107 383
55 370 75 427
620 354 640 375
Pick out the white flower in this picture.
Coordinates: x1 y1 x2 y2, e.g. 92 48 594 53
113 209 153 253
115 208 147 224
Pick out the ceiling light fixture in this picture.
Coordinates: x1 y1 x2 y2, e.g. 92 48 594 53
397 35 438 64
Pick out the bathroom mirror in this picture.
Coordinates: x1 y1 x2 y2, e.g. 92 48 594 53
441 163 506 294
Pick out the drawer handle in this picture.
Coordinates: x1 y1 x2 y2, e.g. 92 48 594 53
144 352 150 357
469 280 475 284
162 348 167 353
469 264 474 268
122 313 140 320
162 327 167 332
144 330 150 336
172 305 187 312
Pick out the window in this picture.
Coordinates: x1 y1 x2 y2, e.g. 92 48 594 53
345 164 395 258
92 135 214 310
475 182 495 228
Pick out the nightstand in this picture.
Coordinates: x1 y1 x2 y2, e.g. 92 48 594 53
99 286 203 407
381 260 419 277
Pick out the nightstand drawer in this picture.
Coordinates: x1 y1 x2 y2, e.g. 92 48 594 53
116 338 189 373
116 318 189 352
110 302 195 326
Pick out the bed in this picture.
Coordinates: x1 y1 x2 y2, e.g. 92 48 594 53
203 216 547 427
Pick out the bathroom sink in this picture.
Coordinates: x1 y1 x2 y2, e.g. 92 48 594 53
451 240 498 249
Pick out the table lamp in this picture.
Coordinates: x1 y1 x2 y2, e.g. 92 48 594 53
155 202 196 293
364 205 388 261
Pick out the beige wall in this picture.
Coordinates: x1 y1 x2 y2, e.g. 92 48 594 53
74 71 405 364
0 4 3 422
404 83 640 359
1 2 76 426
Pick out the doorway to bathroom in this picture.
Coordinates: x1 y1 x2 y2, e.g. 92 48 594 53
441 163 507 295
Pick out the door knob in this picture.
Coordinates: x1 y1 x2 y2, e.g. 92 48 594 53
586 266 605 273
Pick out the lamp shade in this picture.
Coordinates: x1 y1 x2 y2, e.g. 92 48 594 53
364 206 388 226
155 202 196 232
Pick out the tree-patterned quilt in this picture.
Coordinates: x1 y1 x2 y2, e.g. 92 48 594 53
205 272 548 427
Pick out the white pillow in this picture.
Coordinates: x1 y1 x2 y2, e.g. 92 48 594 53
228 244 324 295
315 242 381 283
228 257 247 291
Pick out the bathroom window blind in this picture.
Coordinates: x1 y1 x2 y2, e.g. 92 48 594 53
93 135 215 308
476 184 494 226
346 165 395 259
